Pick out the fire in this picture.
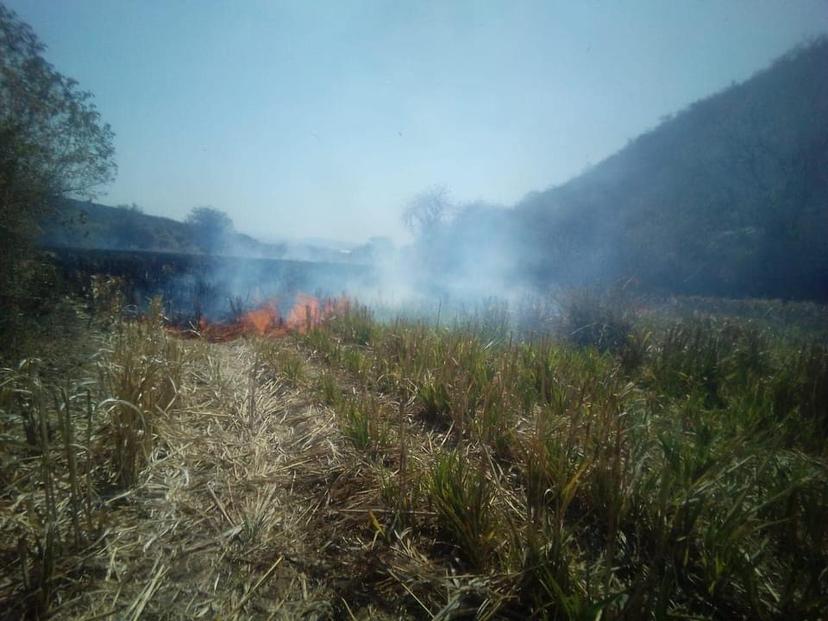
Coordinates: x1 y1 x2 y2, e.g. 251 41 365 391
242 301 279 334
192 294 349 341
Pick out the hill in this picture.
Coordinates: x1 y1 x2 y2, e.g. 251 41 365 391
519 37 828 300
39 199 359 264
41 199 203 254
438 38 828 301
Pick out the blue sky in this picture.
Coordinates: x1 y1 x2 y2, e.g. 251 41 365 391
7 0 828 243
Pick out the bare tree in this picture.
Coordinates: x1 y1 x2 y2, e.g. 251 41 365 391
402 185 453 240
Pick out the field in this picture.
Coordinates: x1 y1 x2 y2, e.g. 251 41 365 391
1 283 827 619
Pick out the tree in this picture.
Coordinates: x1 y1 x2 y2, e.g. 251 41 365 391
402 185 453 240
186 206 234 254
117 202 143 214
1 3 116 219
1 3 116 324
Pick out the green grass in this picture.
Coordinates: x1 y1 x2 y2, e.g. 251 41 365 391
304 296 828 619
339 393 389 458
253 339 307 386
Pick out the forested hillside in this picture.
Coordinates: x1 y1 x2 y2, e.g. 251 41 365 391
456 38 828 300
523 38 828 299
41 198 203 253
39 199 366 262
41 198 294 258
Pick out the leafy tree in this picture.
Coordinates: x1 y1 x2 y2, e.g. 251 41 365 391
185 206 234 254
1 3 116 319
1 4 116 225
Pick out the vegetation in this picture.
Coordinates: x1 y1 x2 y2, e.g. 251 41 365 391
425 38 828 302
41 198 203 254
47 246 372 322
2 273 827 619
403 185 454 241
293 296 828 618
0 3 115 348
38 198 293 258
2 5 826 619
0 296 184 617
185 206 235 254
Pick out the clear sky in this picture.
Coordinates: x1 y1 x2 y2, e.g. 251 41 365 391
6 0 828 243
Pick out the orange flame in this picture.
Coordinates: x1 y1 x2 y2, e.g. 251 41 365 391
243 301 279 334
190 294 349 341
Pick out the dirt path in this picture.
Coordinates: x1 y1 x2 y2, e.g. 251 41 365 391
54 339 396 620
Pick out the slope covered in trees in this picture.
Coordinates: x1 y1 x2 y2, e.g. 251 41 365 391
41 199 201 253
531 38 828 298
461 38 828 301
39 198 368 263
41 199 293 258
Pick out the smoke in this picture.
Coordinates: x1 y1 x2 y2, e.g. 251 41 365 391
343 195 548 323
85 32 828 325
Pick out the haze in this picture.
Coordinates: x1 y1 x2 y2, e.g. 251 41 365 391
7 0 828 243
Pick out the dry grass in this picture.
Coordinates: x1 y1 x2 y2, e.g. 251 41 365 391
2 295 827 619
1 307 415 619
292 301 828 619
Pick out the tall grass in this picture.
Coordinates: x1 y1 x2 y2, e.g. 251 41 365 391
305 296 828 618
253 338 306 385
1 294 198 617
98 297 184 487
0 363 101 617
429 450 495 570
335 392 389 458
